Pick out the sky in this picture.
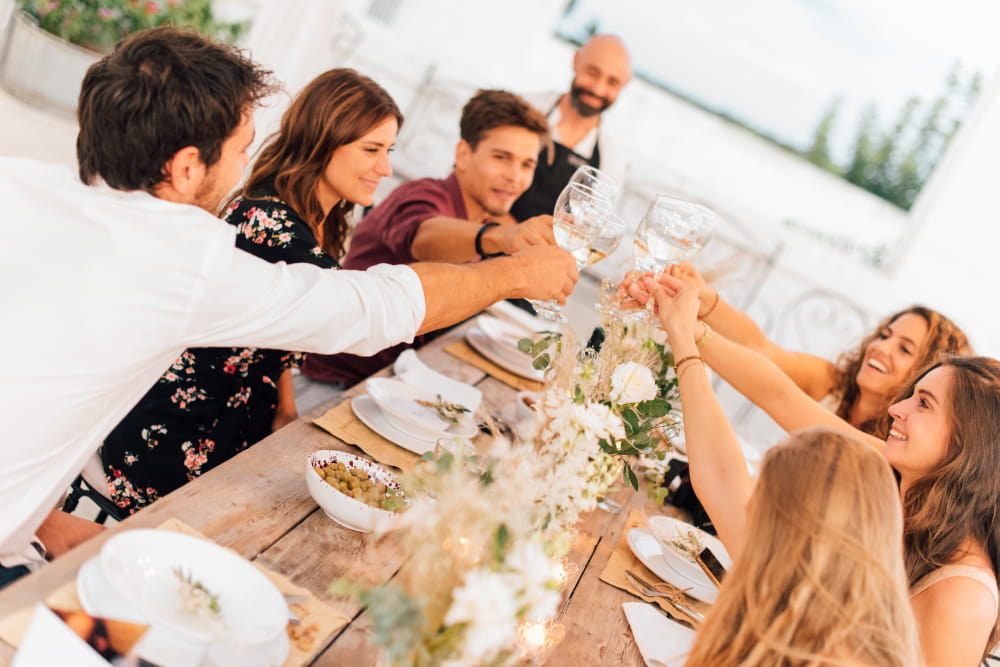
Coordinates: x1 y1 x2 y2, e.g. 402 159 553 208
558 0 1000 160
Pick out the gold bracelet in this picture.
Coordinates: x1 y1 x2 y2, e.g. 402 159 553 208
698 291 720 319
674 355 701 372
694 321 713 347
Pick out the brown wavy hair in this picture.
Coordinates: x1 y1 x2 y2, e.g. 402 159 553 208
687 427 921 666
459 89 548 149
234 68 402 258
78 26 276 192
833 306 970 437
897 356 1000 653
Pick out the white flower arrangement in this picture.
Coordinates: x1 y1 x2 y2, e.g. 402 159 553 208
332 284 682 666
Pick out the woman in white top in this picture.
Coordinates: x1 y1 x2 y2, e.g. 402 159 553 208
665 262 970 436
642 276 999 666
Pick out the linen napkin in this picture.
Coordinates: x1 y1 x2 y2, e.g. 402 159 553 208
1 520 348 667
622 602 697 667
598 509 709 624
443 340 545 392
393 350 482 414
311 399 420 472
486 301 550 334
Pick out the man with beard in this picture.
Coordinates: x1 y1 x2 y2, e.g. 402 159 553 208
511 35 632 221
301 89 555 387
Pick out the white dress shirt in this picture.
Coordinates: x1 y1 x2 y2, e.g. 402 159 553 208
0 158 426 561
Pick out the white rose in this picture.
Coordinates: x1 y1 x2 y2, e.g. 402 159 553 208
611 362 658 404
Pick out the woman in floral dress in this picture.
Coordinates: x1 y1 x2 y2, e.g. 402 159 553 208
101 69 403 512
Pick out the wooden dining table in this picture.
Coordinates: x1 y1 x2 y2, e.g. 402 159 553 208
0 324 678 666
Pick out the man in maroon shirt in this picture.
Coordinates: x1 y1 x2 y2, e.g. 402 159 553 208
302 90 554 386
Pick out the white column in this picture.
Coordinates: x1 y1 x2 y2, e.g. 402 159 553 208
243 0 344 148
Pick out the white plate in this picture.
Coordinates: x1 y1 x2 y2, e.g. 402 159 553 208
466 328 545 381
647 516 732 590
77 556 146 624
79 554 289 667
351 394 442 454
626 527 719 603
100 530 288 647
366 377 478 440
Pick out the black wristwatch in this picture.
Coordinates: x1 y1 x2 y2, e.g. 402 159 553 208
474 222 504 260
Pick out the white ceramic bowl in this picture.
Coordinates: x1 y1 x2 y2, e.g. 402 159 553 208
306 450 407 533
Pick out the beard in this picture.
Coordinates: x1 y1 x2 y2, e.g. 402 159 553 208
569 82 612 118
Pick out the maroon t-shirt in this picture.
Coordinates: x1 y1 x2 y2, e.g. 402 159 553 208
301 174 468 387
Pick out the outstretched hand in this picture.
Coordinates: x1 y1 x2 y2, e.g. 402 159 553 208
647 275 701 337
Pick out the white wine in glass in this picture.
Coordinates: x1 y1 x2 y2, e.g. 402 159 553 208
529 183 611 321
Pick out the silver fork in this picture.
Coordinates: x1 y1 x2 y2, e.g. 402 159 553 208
624 569 704 625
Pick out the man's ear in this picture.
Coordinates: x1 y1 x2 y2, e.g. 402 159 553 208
454 139 472 173
153 146 206 204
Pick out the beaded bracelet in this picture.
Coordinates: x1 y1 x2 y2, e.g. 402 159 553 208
674 354 701 372
699 291 720 319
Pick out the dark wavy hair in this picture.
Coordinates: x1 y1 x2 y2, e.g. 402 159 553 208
833 305 970 437
233 68 402 258
897 356 1000 654
77 26 277 192
459 89 548 150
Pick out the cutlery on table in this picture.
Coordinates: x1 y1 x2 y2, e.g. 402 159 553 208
624 569 704 625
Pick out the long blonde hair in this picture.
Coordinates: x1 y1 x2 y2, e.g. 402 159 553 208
686 427 921 666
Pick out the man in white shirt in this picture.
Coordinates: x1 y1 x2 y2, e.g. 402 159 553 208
511 34 632 221
0 27 577 581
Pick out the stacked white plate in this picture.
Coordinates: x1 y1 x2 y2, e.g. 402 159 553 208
351 351 482 454
626 516 732 604
465 314 548 381
77 529 289 667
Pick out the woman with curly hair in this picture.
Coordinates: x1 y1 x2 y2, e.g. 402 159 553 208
666 262 970 436
646 275 999 666
101 69 403 512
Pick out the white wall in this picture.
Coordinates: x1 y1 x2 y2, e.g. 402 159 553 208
891 67 1000 356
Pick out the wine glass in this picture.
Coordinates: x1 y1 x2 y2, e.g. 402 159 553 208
568 165 619 202
528 183 613 321
633 194 716 273
628 194 716 322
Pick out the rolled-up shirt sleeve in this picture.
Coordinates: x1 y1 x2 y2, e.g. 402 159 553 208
185 247 426 356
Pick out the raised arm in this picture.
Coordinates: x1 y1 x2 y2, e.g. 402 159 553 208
646 274 884 451
665 263 836 400
646 278 753 556
410 215 556 263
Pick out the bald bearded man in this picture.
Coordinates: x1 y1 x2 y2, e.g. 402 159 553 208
512 34 632 221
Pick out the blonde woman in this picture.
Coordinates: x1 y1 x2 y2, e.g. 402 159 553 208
686 429 921 666
641 276 999 666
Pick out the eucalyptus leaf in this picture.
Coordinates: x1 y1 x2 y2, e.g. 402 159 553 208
517 337 534 353
533 353 551 370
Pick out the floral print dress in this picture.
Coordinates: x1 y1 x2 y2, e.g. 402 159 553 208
101 194 338 513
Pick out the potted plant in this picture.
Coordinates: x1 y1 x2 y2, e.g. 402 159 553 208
1 1 247 116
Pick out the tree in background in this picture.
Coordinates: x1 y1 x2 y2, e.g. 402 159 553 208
805 64 982 211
